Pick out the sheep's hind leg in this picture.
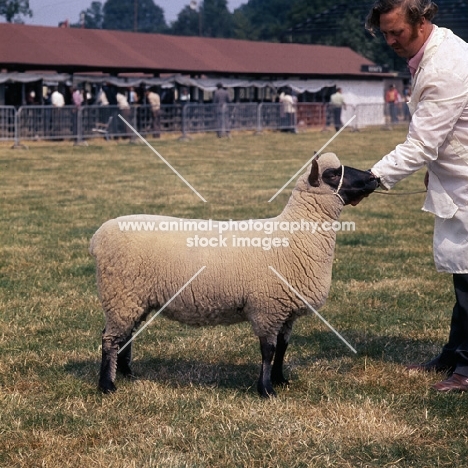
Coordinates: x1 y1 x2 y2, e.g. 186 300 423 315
117 335 135 380
257 336 276 398
99 333 119 394
271 331 289 386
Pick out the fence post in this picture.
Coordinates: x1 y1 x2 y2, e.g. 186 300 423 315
129 106 138 143
179 103 192 141
74 106 88 146
350 104 359 132
12 107 28 150
256 103 263 134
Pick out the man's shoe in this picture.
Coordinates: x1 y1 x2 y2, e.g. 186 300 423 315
432 373 468 392
406 356 455 374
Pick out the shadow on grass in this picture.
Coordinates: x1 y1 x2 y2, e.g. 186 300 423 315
293 329 443 366
64 330 444 393
64 356 260 394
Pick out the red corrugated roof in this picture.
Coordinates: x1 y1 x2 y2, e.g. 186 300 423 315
0 23 379 77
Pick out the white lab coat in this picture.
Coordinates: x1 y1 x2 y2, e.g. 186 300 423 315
371 26 468 273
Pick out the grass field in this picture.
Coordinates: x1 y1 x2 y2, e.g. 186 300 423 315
1 128 467 467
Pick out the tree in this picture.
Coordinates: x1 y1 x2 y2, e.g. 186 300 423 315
80 1 104 29
102 0 167 33
321 12 407 72
201 0 233 38
282 0 408 72
169 0 233 38
170 5 200 37
231 0 304 42
0 0 31 22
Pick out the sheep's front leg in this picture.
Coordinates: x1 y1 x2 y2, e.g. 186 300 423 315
257 336 276 398
271 331 289 386
271 321 293 386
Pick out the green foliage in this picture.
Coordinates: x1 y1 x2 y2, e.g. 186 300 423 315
170 0 233 38
170 5 201 36
102 0 167 33
80 1 104 30
231 0 295 42
201 0 233 38
0 0 31 22
310 10 407 71
288 0 333 24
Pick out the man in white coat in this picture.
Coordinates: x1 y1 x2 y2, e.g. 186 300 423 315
366 0 468 392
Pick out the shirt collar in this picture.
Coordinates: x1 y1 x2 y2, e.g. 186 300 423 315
408 26 435 77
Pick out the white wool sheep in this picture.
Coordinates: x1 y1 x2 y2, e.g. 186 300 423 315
90 153 378 397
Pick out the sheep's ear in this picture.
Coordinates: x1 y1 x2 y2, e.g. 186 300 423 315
308 158 320 187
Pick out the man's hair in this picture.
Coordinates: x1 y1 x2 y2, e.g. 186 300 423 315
365 0 438 35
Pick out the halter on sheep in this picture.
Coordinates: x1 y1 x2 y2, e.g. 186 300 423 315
333 164 345 204
90 152 378 397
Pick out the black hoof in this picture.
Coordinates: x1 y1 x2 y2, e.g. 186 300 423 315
257 382 277 398
99 381 117 394
122 372 137 381
271 376 289 387
117 365 135 379
260 388 277 398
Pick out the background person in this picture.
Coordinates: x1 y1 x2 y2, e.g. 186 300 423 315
50 87 65 137
366 0 468 392
213 82 231 137
145 88 161 138
279 89 297 133
116 89 131 137
329 87 346 131
385 84 400 124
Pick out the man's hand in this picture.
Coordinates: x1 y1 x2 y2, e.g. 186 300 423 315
350 170 380 206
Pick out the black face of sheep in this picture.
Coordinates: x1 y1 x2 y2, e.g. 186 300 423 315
308 158 379 205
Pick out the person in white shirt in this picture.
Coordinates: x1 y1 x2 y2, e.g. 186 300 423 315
329 88 346 131
145 89 161 138
50 87 65 136
51 88 65 107
365 0 468 392
116 91 131 137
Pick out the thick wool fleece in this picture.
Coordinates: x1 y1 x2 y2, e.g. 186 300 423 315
90 153 343 344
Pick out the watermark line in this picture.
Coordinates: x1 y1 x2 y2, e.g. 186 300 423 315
118 114 207 203
118 266 207 354
268 266 357 354
268 114 356 203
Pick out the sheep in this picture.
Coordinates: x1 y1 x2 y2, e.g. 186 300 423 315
90 152 378 397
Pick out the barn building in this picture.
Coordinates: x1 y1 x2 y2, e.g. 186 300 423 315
0 22 396 111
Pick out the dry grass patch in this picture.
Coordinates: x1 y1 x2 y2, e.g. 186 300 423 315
2 129 468 467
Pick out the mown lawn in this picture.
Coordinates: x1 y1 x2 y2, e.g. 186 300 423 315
1 128 466 467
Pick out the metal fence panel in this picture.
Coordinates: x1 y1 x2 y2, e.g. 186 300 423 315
0 106 16 141
259 103 282 130
3 102 394 144
16 105 80 141
181 103 261 136
81 105 137 140
354 103 387 128
226 103 259 132
182 104 217 135
297 103 326 128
